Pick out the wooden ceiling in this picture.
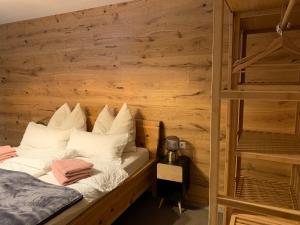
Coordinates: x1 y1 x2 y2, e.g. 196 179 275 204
226 0 296 12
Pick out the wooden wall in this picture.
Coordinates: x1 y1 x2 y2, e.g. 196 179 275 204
0 0 298 204
0 0 219 203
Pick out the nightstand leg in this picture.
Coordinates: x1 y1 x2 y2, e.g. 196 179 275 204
178 201 182 214
159 198 164 208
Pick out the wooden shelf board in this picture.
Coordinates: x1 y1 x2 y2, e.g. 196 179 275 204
244 63 300 72
236 131 300 164
238 83 300 92
222 90 300 100
226 0 300 12
236 151 300 165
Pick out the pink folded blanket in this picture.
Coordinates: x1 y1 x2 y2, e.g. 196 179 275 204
52 167 92 186
52 159 93 178
0 146 17 162
0 145 16 155
0 153 17 162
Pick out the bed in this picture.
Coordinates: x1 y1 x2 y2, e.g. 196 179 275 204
38 119 160 225
0 110 160 225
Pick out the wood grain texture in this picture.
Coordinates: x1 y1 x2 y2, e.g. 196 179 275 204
0 0 217 204
0 0 298 204
157 163 183 182
226 0 300 12
209 0 225 223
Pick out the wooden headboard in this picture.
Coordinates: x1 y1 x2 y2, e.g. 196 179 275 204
135 119 160 159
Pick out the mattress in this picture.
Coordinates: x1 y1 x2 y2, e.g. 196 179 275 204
44 147 149 225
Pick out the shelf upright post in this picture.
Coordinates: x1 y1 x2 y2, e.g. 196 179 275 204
223 11 241 225
209 0 224 224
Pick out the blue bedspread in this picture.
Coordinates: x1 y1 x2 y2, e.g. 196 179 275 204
0 168 83 225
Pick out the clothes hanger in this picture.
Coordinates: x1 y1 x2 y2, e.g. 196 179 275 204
233 35 300 73
232 0 300 73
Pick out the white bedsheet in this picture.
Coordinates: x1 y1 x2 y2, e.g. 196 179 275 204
45 147 149 225
0 146 149 224
39 147 149 200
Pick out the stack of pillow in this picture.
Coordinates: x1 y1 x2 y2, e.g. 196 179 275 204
18 102 136 185
66 103 136 165
19 103 86 154
47 103 87 131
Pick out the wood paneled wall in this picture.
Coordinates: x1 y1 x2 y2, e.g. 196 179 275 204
0 0 218 203
0 0 298 203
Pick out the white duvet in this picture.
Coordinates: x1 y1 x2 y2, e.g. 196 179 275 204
0 147 73 177
39 158 129 200
79 163 128 192
0 157 47 177
0 146 129 200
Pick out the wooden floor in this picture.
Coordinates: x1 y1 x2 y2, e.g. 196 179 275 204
113 192 222 225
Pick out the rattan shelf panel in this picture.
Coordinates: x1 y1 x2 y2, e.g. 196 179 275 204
235 176 299 210
236 131 300 164
230 214 298 225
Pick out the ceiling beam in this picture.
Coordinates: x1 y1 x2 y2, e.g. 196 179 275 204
237 5 300 34
239 4 300 19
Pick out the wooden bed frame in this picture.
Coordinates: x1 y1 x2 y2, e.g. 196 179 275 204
65 119 161 225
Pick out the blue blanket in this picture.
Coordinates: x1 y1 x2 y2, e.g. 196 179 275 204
0 168 83 225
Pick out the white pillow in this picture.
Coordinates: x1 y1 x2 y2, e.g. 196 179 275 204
108 103 136 152
48 103 87 131
92 105 115 134
20 122 70 151
48 103 71 128
62 103 87 130
66 129 129 164
93 103 136 152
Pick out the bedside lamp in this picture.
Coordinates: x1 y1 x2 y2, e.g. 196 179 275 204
166 136 179 163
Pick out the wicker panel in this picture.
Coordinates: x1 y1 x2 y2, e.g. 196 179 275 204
230 214 299 225
235 176 299 210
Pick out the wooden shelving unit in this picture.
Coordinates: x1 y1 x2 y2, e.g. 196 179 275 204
209 0 300 225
